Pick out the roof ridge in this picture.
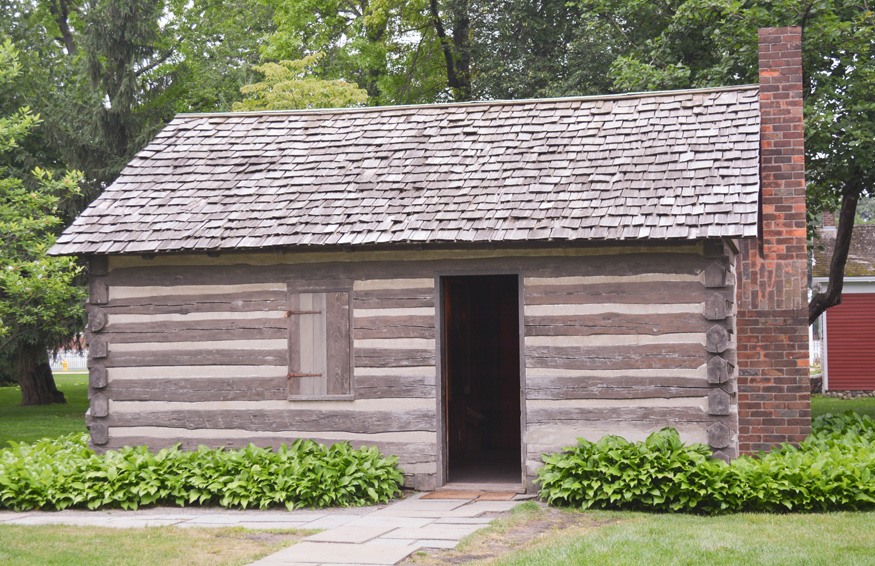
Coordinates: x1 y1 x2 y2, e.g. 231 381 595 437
176 84 759 119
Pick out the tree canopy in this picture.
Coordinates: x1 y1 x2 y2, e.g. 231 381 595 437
0 39 86 404
566 0 874 323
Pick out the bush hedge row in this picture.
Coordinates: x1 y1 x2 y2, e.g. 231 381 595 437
538 411 875 514
0 436 403 511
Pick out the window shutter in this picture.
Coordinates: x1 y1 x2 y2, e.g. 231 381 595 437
287 288 350 397
324 291 351 395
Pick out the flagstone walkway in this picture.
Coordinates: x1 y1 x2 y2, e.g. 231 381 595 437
0 491 528 566
249 491 524 565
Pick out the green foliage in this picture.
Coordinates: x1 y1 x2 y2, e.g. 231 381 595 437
539 412 875 515
469 0 614 100
0 40 86 356
538 429 733 514
3 0 273 193
855 196 875 225
0 434 403 511
262 0 444 105
232 53 369 111
71 0 184 188
261 0 620 104
169 0 276 113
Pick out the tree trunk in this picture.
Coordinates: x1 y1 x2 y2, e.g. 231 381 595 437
430 0 472 102
809 189 860 325
16 343 67 406
47 0 79 56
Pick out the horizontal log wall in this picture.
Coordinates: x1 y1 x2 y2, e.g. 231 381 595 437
523 240 739 484
86 242 736 491
88 257 440 489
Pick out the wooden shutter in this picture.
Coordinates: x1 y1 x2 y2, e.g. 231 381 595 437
287 288 350 398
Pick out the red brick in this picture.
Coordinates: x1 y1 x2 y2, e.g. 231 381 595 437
737 27 809 455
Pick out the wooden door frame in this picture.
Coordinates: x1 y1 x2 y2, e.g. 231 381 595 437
434 271 526 489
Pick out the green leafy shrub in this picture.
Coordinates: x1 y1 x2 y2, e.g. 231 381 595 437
0 434 403 511
539 411 875 515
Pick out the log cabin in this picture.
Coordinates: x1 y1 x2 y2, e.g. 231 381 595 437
50 28 810 491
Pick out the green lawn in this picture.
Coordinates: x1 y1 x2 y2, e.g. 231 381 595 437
811 395 875 419
0 373 89 447
0 525 301 566
482 509 875 566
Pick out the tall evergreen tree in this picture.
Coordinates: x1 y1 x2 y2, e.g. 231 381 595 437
39 0 182 198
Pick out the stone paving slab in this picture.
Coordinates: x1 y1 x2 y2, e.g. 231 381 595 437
373 499 468 512
251 542 416 565
459 501 520 513
0 492 523 566
177 515 255 524
0 505 375 524
305 526 395 543
364 538 419 547
344 516 433 529
388 524 483 541
300 515 361 530
372 506 507 519
182 520 311 530
432 517 492 524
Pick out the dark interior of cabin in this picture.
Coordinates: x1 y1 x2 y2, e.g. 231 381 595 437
443 274 521 484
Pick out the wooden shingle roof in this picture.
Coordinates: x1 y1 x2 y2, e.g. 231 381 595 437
51 85 761 256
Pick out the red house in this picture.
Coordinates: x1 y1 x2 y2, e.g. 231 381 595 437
813 224 875 392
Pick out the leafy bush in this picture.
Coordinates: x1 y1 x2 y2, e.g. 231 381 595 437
538 411 875 515
0 435 403 511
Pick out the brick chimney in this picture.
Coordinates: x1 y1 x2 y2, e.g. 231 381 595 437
735 27 811 454
822 210 837 230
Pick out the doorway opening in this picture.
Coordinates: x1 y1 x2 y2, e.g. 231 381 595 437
442 274 521 485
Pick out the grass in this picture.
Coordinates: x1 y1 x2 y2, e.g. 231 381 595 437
430 507 875 566
811 395 875 419
0 525 302 566
0 373 89 448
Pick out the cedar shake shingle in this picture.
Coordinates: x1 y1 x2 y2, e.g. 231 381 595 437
51 86 761 256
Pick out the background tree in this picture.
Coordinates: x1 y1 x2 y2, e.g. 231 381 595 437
261 0 618 104
469 0 615 100
8 0 273 195
0 40 87 405
0 0 271 403
170 0 276 112
263 0 446 104
569 0 875 324
43 0 183 197
856 197 875 225
0 1 74 186
232 54 369 111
